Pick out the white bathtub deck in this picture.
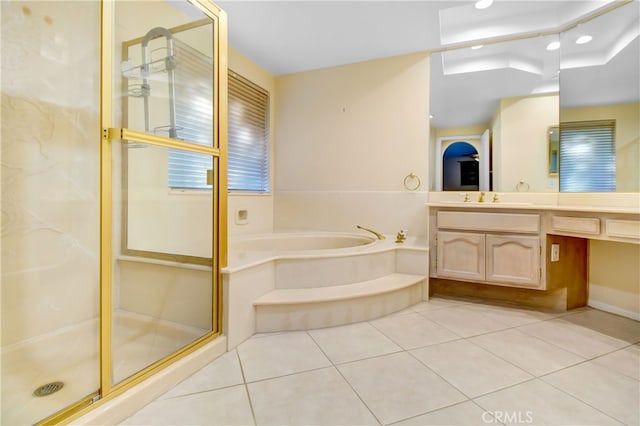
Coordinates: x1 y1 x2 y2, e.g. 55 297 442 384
254 273 426 332
224 234 430 347
255 273 425 305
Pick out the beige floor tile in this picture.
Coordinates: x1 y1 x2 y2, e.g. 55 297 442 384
591 344 640 380
308 322 402 364
119 384 254 425
337 352 467 425
117 305 636 426
409 297 472 313
543 362 640 425
466 303 557 327
474 379 621 425
370 312 460 350
389 306 418 316
420 306 511 338
159 349 244 399
561 309 640 344
237 331 331 382
392 401 491 425
411 340 532 398
247 367 377 425
517 317 629 359
469 328 585 376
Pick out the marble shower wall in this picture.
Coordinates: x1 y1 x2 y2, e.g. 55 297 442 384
1 1 100 346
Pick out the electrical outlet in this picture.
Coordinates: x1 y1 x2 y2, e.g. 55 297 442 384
551 244 560 262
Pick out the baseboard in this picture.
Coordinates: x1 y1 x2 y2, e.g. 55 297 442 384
588 300 640 321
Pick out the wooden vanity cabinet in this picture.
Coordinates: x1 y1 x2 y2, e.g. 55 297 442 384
434 211 544 290
429 203 638 311
485 234 541 287
436 231 485 281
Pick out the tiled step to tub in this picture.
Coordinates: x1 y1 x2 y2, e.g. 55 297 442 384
254 273 426 332
275 250 397 289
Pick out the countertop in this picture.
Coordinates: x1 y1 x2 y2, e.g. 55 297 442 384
426 202 640 215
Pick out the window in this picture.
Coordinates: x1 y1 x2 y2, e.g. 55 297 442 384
168 38 214 190
559 120 616 192
227 71 270 192
168 70 270 192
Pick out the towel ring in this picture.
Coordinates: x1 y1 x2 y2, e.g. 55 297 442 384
516 180 530 192
403 173 421 191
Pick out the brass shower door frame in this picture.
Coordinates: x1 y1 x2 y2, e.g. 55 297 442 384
37 1 228 424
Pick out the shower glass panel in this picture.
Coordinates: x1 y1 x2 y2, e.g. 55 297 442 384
111 141 214 384
1 1 101 424
117 2 215 147
109 0 218 387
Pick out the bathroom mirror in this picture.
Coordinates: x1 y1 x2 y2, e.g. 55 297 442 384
430 34 560 192
431 2 639 193
558 1 640 192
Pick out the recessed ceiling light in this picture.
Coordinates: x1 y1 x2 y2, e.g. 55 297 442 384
546 41 561 51
471 45 484 50
475 0 494 9
576 35 593 45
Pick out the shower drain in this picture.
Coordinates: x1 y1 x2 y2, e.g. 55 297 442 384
33 381 64 397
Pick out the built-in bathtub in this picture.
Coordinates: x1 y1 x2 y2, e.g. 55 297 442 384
222 231 429 349
229 232 376 252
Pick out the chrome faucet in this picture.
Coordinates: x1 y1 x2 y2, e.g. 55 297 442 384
357 225 386 240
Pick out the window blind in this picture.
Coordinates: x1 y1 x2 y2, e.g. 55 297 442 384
228 70 270 192
168 38 214 190
167 67 270 192
559 120 616 192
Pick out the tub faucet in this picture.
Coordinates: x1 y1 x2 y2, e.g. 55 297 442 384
357 225 386 240
395 229 407 244
478 192 486 203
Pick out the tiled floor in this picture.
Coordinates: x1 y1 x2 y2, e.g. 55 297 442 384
121 297 640 425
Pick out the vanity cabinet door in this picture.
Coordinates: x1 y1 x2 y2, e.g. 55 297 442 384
486 235 541 288
437 231 485 281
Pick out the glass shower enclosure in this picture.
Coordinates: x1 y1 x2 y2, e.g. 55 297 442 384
1 1 227 424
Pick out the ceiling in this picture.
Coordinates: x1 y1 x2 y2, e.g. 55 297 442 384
216 0 639 128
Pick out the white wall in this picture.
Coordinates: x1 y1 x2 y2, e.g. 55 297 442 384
588 240 640 320
492 94 559 192
1 1 101 345
227 47 276 236
274 52 430 237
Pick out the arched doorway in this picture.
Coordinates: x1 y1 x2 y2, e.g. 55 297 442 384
434 130 490 191
443 141 479 191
